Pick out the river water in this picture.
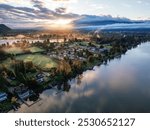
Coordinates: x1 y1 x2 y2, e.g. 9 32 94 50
0 39 43 44
15 42 150 113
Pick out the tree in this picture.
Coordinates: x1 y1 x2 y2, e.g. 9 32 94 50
64 37 67 43
63 82 71 92
14 60 26 76
100 45 104 49
25 61 35 72
57 60 72 76
88 55 95 63
0 72 9 86
72 60 82 70
0 49 7 60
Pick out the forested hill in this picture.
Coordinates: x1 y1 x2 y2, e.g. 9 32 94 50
0 24 11 34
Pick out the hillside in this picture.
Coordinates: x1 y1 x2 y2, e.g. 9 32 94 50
0 24 11 34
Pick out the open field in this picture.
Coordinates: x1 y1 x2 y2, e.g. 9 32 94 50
0 59 13 70
78 42 89 46
16 54 58 70
0 54 58 71
29 47 45 53
2 46 45 55
2 47 23 55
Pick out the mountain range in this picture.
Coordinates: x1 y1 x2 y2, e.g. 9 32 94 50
1 15 150 33
73 15 150 31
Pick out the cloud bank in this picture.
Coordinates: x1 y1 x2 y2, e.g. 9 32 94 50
0 0 78 28
0 0 150 30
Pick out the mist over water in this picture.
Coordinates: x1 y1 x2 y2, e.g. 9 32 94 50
0 39 43 45
76 23 150 31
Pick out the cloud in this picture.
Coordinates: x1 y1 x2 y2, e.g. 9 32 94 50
75 22 150 31
0 18 3 22
53 0 69 1
30 0 52 14
0 0 31 6
122 3 132 8
55 7 67 14
73 14 150 31
0 0 149 30
0 1 79 28
137 0 142 4
52 0 78 3
74 15 131 26
99 23 150 30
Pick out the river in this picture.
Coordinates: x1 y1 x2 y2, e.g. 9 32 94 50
0 39 43 44
15 42 150 113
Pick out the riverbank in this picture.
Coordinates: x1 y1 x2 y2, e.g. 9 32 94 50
14 41 150 113
1 32 150 112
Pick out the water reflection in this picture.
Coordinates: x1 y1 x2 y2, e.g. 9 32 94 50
0 39 64 45
0 39 44 45
16 42 150 113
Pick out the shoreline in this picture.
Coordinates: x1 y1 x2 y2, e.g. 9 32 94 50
0 34 150 112
9 41 150 113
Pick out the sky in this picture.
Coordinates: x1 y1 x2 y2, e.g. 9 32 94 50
0 0 150 29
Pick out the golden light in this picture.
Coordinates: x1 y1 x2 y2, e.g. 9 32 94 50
46 19 74 30
54 19 71 25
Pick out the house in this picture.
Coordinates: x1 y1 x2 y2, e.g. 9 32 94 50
11 83 34 101
99 48 109 53
17 90 30 99
36 73 45 83
13 84 30 99
36 73 44 78
36 78 44 83
0 92 8 102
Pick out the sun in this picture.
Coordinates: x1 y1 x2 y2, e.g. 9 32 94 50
44 19 74 30
54 19 71 25
48 19 74 30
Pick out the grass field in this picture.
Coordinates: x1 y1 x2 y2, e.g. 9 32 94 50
0 54 58 71
3 47 23 54
0 59 13 70
16 54 57 70
78 42 89 46
29 47 45 53
2 46 45 55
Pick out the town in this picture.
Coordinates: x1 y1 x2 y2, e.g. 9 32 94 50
0 31 150 112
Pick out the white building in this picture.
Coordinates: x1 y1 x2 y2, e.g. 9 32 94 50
0 92 8 102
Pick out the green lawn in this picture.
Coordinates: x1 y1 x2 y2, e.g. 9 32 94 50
0 54 58 71
29 47 45 53
3 47 23 55
78 42 89 46
0 58 13 70
3 46 45 55
105 45 112 49
16 54 58 70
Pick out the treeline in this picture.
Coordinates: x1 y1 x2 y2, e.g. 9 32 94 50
91 32 150 45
